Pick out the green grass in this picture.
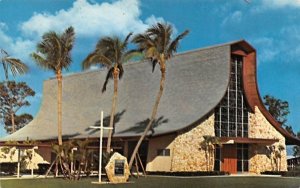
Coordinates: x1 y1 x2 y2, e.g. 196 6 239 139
0 176 300 188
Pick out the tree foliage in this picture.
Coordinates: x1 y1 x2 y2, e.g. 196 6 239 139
4 113 33 134
263 95 289 126
0 81 35 133
0 49 28 80
263 95 295 136
293 132 300 157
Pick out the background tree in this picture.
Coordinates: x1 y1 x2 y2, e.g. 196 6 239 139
0 49 28 80
0 81 35 133
4 113 33 134
128 22 189 169
263 95 294 135
31 26 75 146
82 33 138 153
293 132 300 157
263 95 289 126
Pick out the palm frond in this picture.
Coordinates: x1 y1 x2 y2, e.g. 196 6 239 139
82 52 112 70
32 27 75 73
1 49 28 79
102 67 114 93
118 64 124 79
122 32 133 50
149 59 157 73
3 58 28 77
61 26 75 51
122 49 143 63
132 33 155 51
167 30 189 58
31 53 54 71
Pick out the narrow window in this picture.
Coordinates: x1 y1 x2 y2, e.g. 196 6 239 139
157 149 170 156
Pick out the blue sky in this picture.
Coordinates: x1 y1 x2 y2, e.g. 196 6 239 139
0 0 300 138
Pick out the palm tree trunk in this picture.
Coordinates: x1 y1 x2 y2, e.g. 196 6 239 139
56 70 63 146
106 67 119 153
10 112 16 133
129 62 166 170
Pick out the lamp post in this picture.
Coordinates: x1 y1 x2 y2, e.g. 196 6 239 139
31 146 38 177
90 111 113 183
71 147 78 174
17 148 21 178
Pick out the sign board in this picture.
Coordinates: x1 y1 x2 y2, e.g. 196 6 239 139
114 159 125 176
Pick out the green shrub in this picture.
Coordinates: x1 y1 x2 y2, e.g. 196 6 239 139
146 171 229 176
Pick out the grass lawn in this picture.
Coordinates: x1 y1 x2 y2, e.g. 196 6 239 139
0 176 300 188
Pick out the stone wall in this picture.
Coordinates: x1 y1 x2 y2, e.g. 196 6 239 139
171 114 215 171
249 106 287 173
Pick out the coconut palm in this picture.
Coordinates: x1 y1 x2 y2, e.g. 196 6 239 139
82 33 138 153
128 22 189 169
0 49 28 80
31 26 75 146
0 50 28 135
200 135 221 171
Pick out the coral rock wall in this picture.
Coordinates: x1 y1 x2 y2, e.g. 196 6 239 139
171 115 215 171
249 106 287 173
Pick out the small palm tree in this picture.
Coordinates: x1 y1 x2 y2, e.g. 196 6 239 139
200 135 221 171
31 26 75 146
0 49 28 80
82 33 138 153
277 144 285 171
128 22 189 169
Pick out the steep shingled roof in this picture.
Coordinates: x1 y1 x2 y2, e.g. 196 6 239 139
2 41 231 141
4 40 299 145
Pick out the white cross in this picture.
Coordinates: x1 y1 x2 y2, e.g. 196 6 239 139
89 111 113 183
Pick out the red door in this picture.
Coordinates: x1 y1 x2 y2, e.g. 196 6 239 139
222 144 237 174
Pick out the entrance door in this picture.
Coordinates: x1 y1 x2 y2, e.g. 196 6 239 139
222 144 237 174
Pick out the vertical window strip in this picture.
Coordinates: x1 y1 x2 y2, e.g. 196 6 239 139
227 87 230 137
214 55 249 138
235 58 238 136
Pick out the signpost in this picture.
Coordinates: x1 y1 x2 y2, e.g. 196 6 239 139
90 111 113 184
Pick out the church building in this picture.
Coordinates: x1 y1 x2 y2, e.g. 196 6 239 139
2 40 300 174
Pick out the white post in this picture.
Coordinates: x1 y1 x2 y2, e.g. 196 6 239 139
70 148 77 174
17 148 20 178
31 149 34 177
99 110 103 183
31 146 38 177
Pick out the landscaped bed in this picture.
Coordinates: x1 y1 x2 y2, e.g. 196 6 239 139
0 176 300 188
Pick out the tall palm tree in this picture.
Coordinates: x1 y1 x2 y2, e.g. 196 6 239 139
128 23 189 169
31 26 75 146
0 49 28 80
0 49 28 134
82 33 138 153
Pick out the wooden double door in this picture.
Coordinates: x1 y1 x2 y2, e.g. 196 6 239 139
221 144 237 174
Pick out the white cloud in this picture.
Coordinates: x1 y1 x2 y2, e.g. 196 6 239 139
21 0 163 38
262 0 300 8
0 27 35 64
252 37 279 63
221 11 242 26
252 25 300 64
